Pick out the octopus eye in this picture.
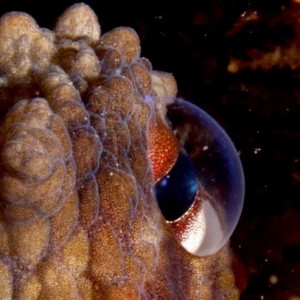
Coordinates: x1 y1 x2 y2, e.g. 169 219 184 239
153 98 245 256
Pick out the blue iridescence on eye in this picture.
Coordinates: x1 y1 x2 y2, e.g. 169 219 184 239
156 151 199 221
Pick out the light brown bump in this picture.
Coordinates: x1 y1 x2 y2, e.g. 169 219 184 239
55 3 101 43
71 126 101 180
39 69 71 96
49 191 79 251
39 257 79 300
49 114 73 158
89 218 123 283
71 48 101 81
2 138 53 181
100 27 141 64
104 280 139 300
151 71 178 97
7 218 50 268
59 226 89 274
138 57 153 71
103 75 133 101
128 140 149 182
0 260 12 299
103 117 130 155
0 100 28 136
0 220 10 256
97 167 135 230
85 86 110 114
131 62 152 95
48 83 81 108
77 276 94 300
40 71 82 109
18 274 42 300
21 98 52 129
1 162 65 215
78 175 100 229
4 203 38 225
131 97 153 130
98 47 124 75
0 12 55 82
102 76 135 120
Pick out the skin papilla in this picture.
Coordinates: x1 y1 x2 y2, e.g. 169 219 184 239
0 3 239 299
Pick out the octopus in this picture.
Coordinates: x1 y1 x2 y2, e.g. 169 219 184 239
0 3 240 299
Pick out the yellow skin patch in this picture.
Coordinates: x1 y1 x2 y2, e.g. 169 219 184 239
0 3 239 299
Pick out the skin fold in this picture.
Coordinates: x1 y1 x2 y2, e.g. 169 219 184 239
0 3 239 299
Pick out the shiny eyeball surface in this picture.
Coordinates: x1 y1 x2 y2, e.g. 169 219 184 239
155 97 245 256
155 151 199 221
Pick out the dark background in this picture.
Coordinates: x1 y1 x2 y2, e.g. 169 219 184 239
1 1 299 299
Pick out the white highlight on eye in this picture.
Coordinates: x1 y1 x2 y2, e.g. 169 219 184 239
181 200 223 256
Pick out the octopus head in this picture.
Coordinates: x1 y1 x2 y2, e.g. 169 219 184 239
0 3 244 299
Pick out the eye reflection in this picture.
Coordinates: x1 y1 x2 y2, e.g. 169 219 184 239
154 97 245 256
155 151 199 221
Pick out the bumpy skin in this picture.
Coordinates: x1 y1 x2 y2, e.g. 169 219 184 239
0 4 238 299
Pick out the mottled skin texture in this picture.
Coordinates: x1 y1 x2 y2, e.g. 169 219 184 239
0 4 239 299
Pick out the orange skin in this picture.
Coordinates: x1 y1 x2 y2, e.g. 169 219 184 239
147 116 179 182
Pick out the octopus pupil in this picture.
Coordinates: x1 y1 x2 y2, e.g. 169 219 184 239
155 151 199 221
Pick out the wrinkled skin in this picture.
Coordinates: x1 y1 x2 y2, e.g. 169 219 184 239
0 4 239 299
